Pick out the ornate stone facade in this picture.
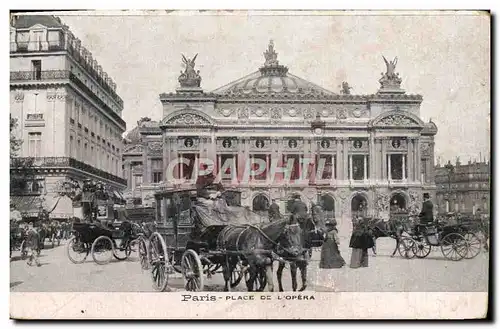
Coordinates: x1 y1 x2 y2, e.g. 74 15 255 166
125 41 437 223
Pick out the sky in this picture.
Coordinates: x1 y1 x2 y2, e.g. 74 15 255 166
58 11 490 164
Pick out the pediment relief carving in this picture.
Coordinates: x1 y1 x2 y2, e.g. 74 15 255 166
165 113 212 126
375 114 420 127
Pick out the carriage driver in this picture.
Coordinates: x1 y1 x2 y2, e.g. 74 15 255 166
416 193 435 234
290 195 308 224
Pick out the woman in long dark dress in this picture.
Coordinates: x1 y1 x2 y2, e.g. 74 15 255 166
319 218 346 269
349 216 374 268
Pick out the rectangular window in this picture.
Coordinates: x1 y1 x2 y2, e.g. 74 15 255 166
152 172 163 183
69 136 74 157
90 146 94 165
77 140 81 159
28 132 42 157
31 60 41 80
389 154 407 180
220 154 237 181
134 175 143 189
84 143 88 160
351 155 368 180
317 154 335 180
250 154 268 181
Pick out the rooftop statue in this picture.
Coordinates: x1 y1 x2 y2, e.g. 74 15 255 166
340 81 352 95
379 55 402 90
263 40 279 66
382 56 398 79
178 53 202 88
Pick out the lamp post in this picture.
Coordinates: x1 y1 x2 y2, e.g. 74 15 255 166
444 161 454 213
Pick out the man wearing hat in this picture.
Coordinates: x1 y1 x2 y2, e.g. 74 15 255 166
268 199 281 222
418 193 434 228
290 195 308 225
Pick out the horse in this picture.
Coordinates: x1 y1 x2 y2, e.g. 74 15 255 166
369 217 409 257
216 218 303 292
276 205 327 292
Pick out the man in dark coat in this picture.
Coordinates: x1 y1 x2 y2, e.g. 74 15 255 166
268 199 281 222
418 193 434 225
290 196 308 224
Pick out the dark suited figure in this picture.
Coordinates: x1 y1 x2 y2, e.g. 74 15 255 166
268 199 281 222
416 193 434 235
290 196 308 224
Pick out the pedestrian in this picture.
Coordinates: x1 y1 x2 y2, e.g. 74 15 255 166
25 222 41 267
349 217 373 268
268 199 281 222
319 218 345 269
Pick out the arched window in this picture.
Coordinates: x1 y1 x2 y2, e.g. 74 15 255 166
252 194 269 213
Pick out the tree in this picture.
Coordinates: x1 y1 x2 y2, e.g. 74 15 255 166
10 114 22 158
10 114 35 195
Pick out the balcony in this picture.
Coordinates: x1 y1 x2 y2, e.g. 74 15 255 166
10 70 70 81
10 156 127 186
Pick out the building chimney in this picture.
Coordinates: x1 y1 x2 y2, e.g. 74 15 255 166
455 157 461 167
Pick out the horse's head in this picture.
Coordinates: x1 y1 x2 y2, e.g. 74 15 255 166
278 222 303 258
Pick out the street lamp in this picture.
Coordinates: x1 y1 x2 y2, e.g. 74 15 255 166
444 161 454 213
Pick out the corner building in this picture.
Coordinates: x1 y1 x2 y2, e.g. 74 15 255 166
126 41 437 224
10 15 127 219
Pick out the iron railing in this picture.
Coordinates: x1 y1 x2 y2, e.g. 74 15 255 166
10 156 127 186
10 70 70 81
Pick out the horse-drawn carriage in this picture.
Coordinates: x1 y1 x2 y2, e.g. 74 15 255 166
397 216 483 261
141 187 308 292
66 221 140 265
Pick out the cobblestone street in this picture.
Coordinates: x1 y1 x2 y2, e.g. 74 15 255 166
10 231 489 293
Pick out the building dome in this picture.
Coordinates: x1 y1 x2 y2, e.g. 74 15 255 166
211 40 336 97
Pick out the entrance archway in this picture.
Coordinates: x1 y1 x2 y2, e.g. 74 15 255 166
319 194 335 219
390 193 407 215
252 194 269 216
351 194 368 219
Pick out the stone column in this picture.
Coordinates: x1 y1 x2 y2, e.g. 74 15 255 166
369 134 376 182
142 140 149 183
343 138 349 181
348 155 353 181
388 153 392 181
416 138 422 183
381 137 387 180
402 153 406 180
335 139 341 182
363 155 368 181
407 138 414 181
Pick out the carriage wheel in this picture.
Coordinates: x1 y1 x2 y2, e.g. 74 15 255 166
150 232 170 292
66 236 89 264
181 249 204 292
113 239 132 261
245 267 267 291
463 232 482 259
230 262 244 289
138 238 150 270
440 233 467 261
397 237 416 259
413 240 432 259
91 236 114 265
20 240 27 260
